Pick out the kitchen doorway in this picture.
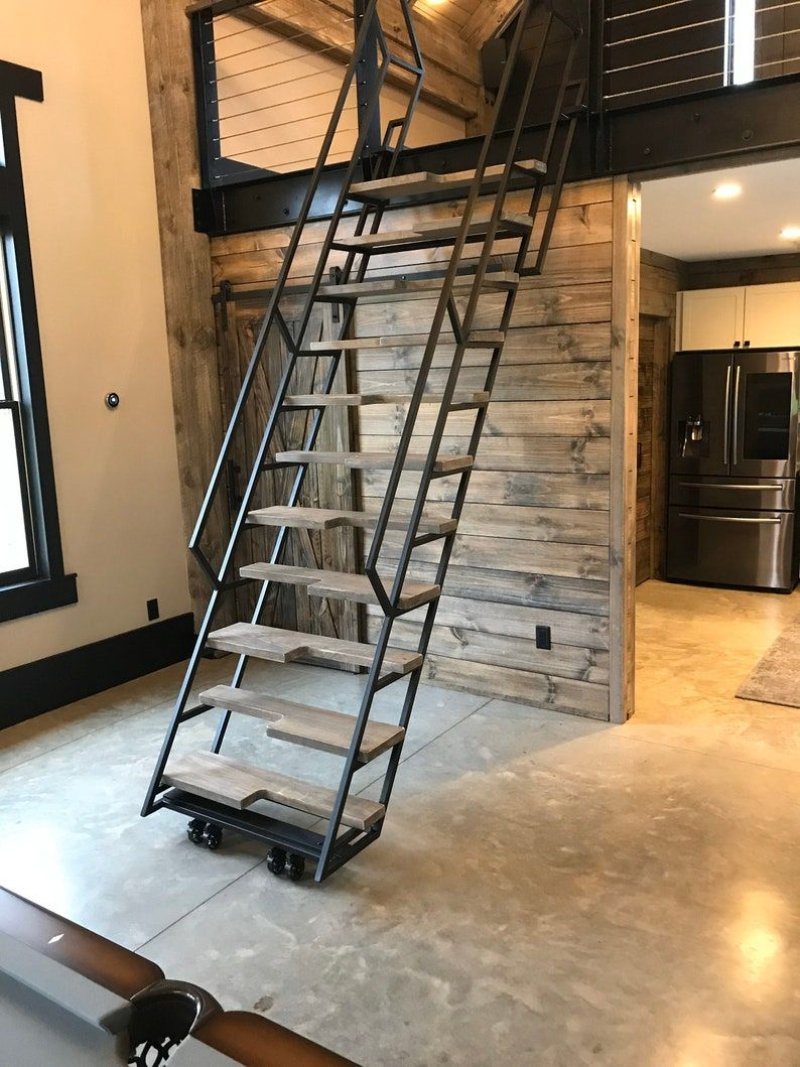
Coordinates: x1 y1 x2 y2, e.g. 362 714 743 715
632 157 800 731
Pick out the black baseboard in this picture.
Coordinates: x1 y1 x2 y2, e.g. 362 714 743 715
0 613 195 729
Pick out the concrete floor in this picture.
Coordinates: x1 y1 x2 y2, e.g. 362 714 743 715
1 579 800 1065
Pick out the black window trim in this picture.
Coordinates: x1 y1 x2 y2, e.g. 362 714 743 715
0 60 77 623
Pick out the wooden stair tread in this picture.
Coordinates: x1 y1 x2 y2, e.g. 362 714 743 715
247 506 457 536
332 214 532 252
199 685 404 762
348 160 546 201
207 622 423 675
315 272 519 302
283 391 489 409
276 450 473 473
240 563 440 610
162 751 385 830
305 330 503 352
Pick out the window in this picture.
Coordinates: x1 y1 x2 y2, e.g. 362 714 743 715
0 60 76 622
726 0 756 86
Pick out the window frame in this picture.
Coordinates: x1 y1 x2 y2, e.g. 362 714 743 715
0 60 76 623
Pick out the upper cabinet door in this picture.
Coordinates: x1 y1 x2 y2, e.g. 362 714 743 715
679 288 746 350
743 283 800 348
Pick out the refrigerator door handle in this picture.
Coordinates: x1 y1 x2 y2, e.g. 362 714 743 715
678 482 784 491
731 364 742 465
678 513 782 525
723 363 732 467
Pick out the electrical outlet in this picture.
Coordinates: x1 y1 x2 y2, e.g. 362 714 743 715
147 598 160 622
535 625 552 651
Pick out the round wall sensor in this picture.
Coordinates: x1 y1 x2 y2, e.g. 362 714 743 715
105 393 120 410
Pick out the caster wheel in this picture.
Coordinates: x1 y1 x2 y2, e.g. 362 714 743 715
187 818 206 845
267 848 286 876
203 825 223 851
287 855 305 882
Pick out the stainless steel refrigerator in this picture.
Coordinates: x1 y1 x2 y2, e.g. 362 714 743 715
666 347 800 592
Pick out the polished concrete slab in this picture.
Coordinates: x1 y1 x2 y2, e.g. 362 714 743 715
1 582 799 1065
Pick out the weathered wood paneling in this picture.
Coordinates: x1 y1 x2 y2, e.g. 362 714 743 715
210 177 622 720
608 179 641 724
141 0 232 628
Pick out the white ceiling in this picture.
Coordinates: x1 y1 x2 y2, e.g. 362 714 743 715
641 157 800 261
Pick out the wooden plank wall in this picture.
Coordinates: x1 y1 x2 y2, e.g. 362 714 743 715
211 177 635 721
141 0 234 629
683 252 800 289
638 248 684 583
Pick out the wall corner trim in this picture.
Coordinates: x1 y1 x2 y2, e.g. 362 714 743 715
609 176 641 724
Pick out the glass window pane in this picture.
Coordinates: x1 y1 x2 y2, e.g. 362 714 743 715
0 406 30 574
742 372 792 460
0 237 21 402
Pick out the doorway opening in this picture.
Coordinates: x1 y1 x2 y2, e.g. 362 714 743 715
633 156 800 734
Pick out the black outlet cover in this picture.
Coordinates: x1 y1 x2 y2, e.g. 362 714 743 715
147 598 160 622
535 625 552 651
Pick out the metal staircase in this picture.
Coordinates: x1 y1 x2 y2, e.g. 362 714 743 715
142 0 583 882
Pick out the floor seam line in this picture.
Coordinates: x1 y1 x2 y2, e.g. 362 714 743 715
133 856 267 953
613 724 800 776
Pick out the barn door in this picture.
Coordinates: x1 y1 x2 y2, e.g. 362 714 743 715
215 285 361 655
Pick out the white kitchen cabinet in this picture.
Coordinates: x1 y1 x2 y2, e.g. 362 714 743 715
741 282 800 347
678 287 745 349
678 281 800 349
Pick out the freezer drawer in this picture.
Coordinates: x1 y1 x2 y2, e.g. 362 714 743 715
667 506 798 591
669 475 795 511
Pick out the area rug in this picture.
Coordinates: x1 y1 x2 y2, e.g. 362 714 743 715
736 617 800 708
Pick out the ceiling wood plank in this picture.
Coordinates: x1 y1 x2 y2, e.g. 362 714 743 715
232 0 482 118
462 0 521 45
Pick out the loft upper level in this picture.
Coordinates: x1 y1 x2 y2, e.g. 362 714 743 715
188 0 800 236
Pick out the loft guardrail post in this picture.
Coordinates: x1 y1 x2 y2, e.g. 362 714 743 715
588 0 608 173
354 0 383 179
190 7 221 188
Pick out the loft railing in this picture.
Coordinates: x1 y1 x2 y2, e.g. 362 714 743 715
189 0 401 185
598 0 800 111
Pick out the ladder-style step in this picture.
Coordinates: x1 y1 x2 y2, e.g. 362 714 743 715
331 215 532 254
304 331 503 352
200 685 404 762
207 622 423 675
163 751 385 831
348 160 546 202
240 563 440 611
282 391 489 410
314 272 519 303
275 450 473 474
247 506 457 537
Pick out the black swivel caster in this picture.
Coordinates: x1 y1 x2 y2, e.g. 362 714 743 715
287 855 305 882
203 824 223 851
187 818 206 845
267 847 287 876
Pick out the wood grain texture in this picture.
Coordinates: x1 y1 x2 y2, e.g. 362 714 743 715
248 505 456 536
210 179 617 720
140 0 231 629
609 179 641 724
216 293 360 652
200 684 403 761
162 751 385 829
207 622 422 673
240 562 440 610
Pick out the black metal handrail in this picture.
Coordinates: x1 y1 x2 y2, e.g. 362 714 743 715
142 0 425 819
144 0 583 884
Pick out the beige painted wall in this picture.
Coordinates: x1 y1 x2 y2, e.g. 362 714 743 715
0 0 191 671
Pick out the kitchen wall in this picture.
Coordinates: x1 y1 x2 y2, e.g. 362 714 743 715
211 177 637 720
0 0 190 672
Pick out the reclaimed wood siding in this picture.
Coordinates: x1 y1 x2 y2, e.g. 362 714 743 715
211 177 616 720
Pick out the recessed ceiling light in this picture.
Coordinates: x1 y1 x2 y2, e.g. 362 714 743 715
780 225 800 241
713 182 743 200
